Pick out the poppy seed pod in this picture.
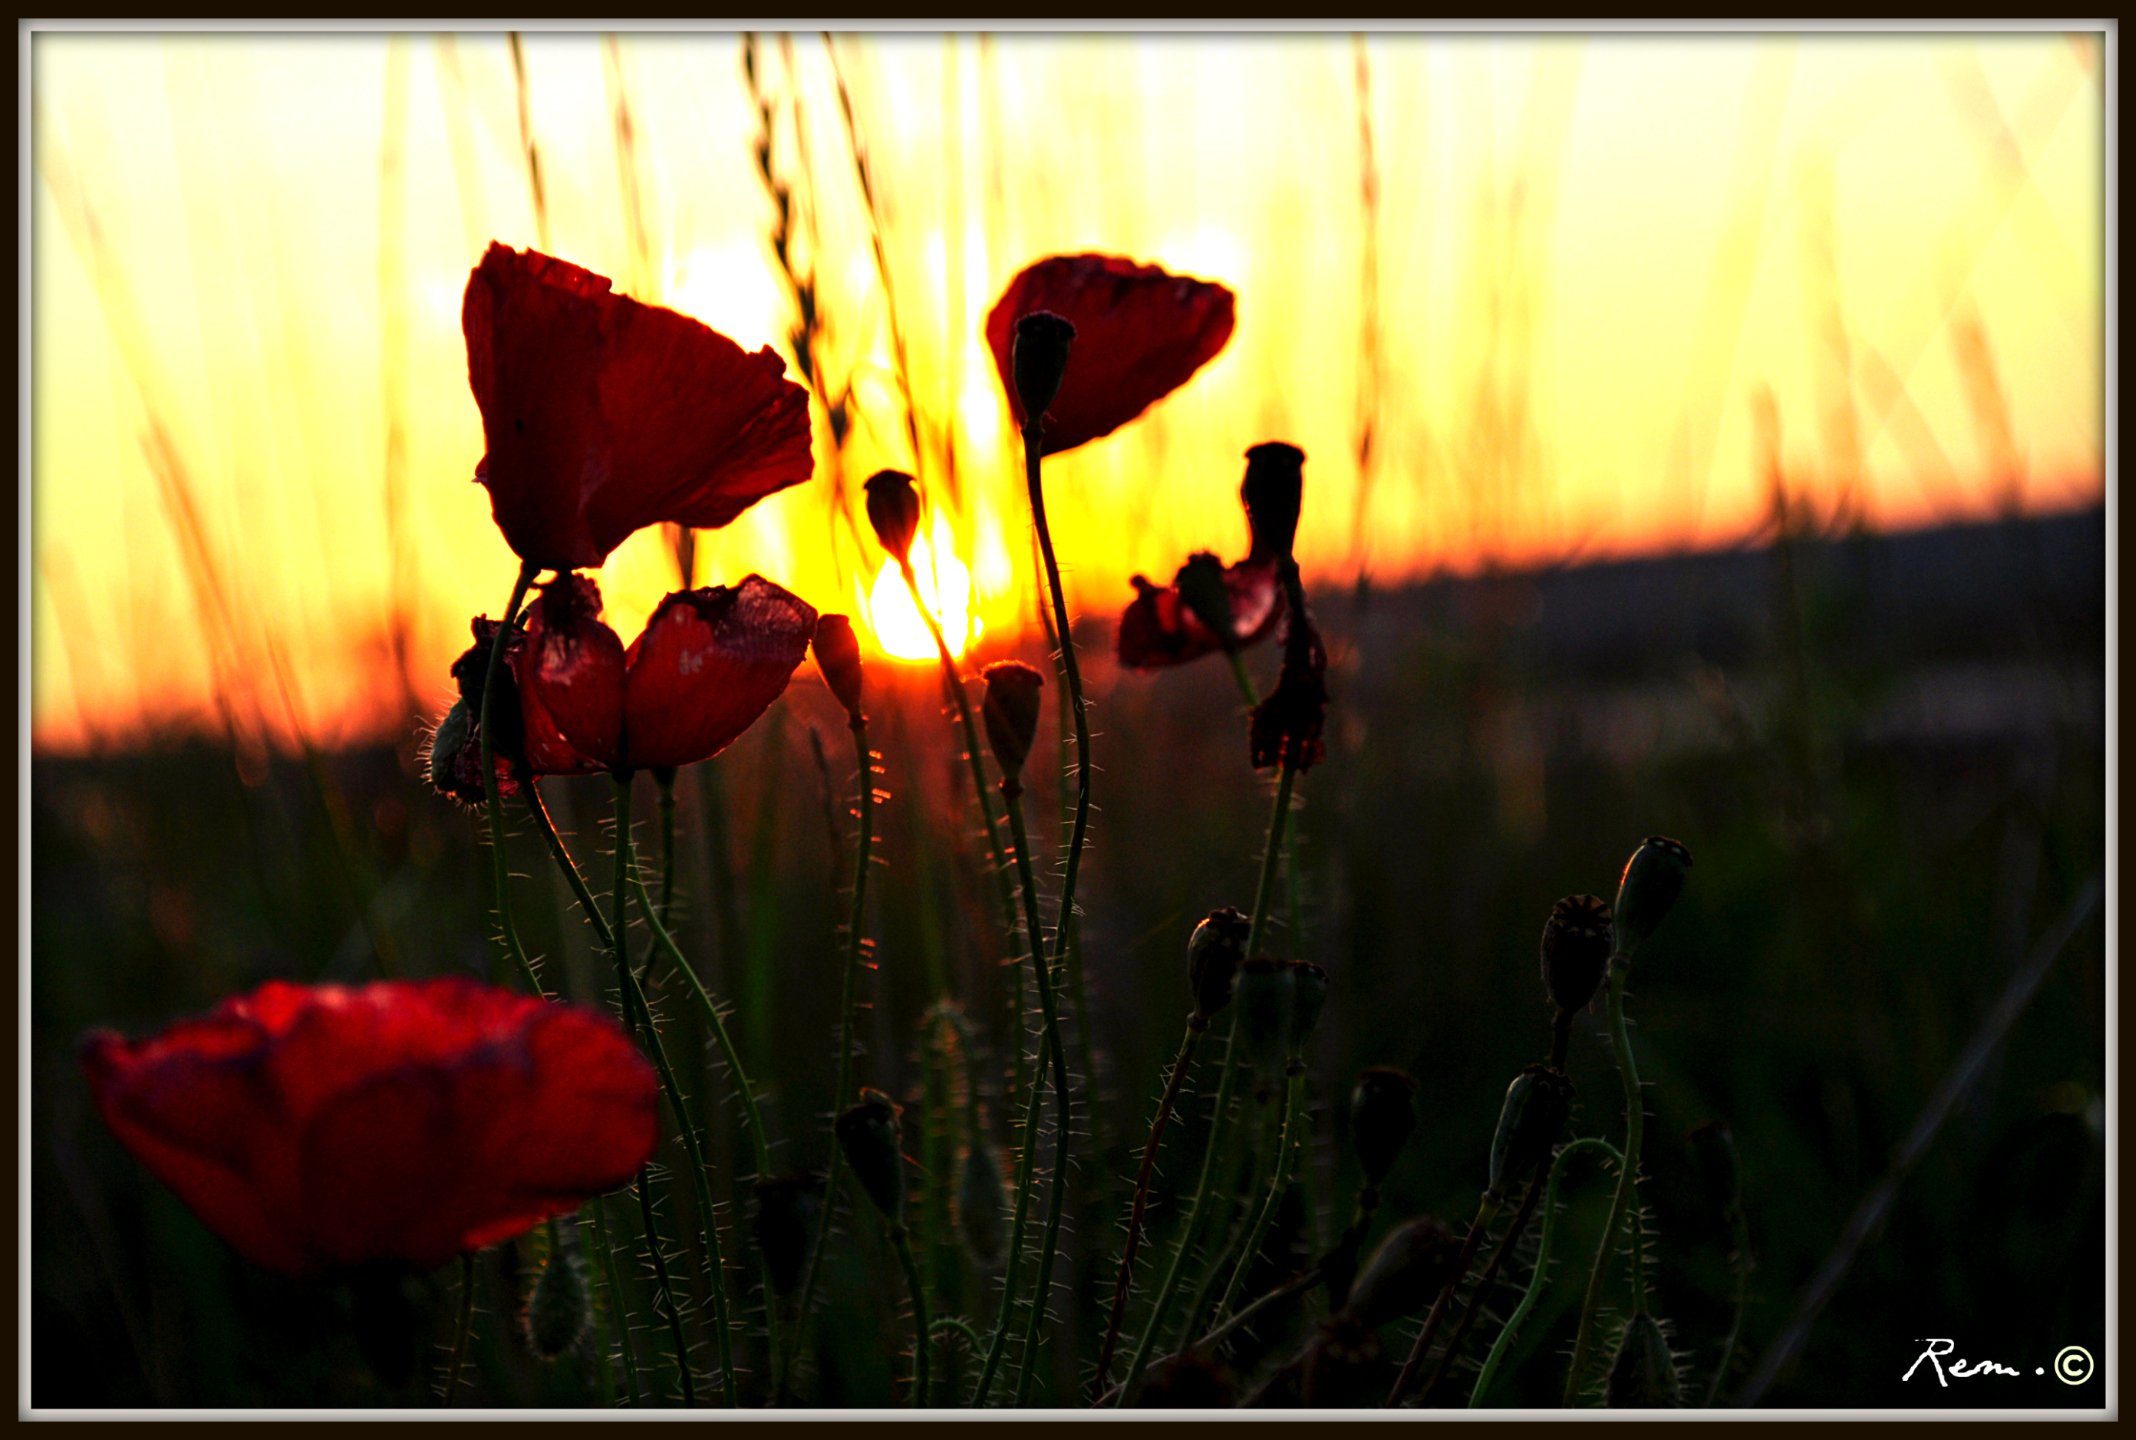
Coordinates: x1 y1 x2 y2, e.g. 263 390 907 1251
1342 1215 1462 1329
1541 894 1615 1013
751 1173 824 1296
1349 1067 1419 1188
1614 835 1692 955
835 1088 907 1223
981 661 1045 786
523 1245 590 1359
1173 551 1238 649
1487 1065 1574 1201
864 469 921 563
812 614 864 724
1241 442 1305 565
1605 1312 1683 1408
1187 906 1251 1021
1011 310 1078 424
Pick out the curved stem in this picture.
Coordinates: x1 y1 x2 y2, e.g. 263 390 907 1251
478 561 543 996
1421 1164 1549 1404
1705 1203 1754 1407
525 781 613 950
588 1196 642 1405
785 719 875 1400
1210 1064 1307 1330
441 1251 475 1408
892 1229 933 1407
1248 767 1298 955
1387 1194 1501 1406
1564 953 1644 1406
1225 649 1261 710
1092 1020 1204 1396
1470 1138 1622 1408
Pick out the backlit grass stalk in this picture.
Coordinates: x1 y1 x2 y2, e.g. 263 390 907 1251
1562 951 1645 1405
1470 1138 1621 1408
478 562 544 996
786 714 878 1395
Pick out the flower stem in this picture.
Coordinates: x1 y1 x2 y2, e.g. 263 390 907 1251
1705 1202 1754 1406
1210 1062 1308 1330
1470 1138 1621 1408
1092 1019 1204 1397
1421 1165 1549 1404
786 717 876 1398
525 782 613 949
609 778 696 1408
441 1251 475 1408
1563 952 1644 1406
478 561 544 997
1226 649 1260 709
892 1227 933 1407
1387 1193 1501 1406
588 1196 643 1405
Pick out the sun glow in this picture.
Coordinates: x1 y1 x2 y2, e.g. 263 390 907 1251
864 527 982 662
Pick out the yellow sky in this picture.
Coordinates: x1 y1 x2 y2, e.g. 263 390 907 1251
30 30 2105 751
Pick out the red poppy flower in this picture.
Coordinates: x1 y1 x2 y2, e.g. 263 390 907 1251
985 254 1235 455
80 979 658 1278
513 571 817 775
1116 556 1283 671
463 242 816 571
1250 605 1330 773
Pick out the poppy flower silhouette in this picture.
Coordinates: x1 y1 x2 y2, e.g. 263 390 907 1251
1116 555 1283 670
512 571 817 776
985 253 1235 455
80 979 658 1278
463 243 815 571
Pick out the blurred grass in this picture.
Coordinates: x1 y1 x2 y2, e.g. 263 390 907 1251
30 505 2104 1408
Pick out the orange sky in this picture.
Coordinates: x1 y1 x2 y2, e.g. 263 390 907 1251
29 30 2106 752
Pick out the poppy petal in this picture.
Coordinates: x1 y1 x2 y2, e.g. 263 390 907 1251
1115 557 1283 670
622 576 817 770
512 574 625 773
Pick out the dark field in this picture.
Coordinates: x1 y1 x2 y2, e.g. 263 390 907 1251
31 509 2106 1410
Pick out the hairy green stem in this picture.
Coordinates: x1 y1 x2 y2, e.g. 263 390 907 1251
1387 1194 1501 1406
588 1196 642 1405
1564 953 1644 1406
1211 1063 1308 1330
893 1229 933 1407
1471 1138 1622 1408
478 561 543 995
441 1251 475 1407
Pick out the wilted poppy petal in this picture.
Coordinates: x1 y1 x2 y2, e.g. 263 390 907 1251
622 576 817 771
464 243 815 571
512 574 625 773
986 254 1236 455
1116 558 1283 670
82 979 658 1278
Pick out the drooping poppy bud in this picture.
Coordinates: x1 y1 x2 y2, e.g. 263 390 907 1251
1487 1065 1574 1202
752 1173 824 1296
1605 1312 1683 1408
835 1088 907 1223
1241 442 1305 565
1541 894 1615 1014
981 661 1045 788
1614 836 1692 955
1137 1351 1238 1408
1116 558 1283 671
1686 1119 1742 1223
812 613 865 724
1186 906 1251 1022
1342 1215 1462 1329
427 697 480 803
1011 310 1077 425
864 469 921 563
462 242 814 572
986 253 1236 455
523 1243 591 1359
1249 605 1329 773
1349 1067 1418 1188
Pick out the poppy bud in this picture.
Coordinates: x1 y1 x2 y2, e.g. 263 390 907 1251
1342 1215 1462 1329
864 469 922 563
1241 442 1305 565
752 1173 825 1296
835 1088 907 1223
1138 1351 1238 1408
958 1136 1009 1268
1686 1120 1742 1222
1487 1065 1573 1201
1011 310 1077 424
1249 607 1329 773
427 697 477 800
1604 1312 1683 1408
1613 835 1692 955
523 1245 590 1359
1349 1067 1418 1188
1187 906 1250 1021
981 661 1045 787
1173 552 1238 649
812 614 865 724
1235 958 1328 1072
1541 895 1615 1013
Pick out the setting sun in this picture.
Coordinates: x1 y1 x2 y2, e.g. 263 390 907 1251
864 529 982 662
